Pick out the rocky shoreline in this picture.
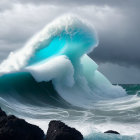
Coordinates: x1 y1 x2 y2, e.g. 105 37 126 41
0 107 119 140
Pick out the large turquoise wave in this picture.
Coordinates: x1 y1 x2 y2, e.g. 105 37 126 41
0 15 126 108
0 16 140 139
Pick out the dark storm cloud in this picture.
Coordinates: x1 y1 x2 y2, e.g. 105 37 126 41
15 0 140 8
90 4 140 68
98 63 140 84
1 0 139 11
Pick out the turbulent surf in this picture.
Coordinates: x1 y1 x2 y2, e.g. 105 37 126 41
0 16 140 140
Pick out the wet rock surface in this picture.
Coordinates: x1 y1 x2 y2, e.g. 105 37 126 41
46 120 83 140
0 107 44 140
104 130 120 134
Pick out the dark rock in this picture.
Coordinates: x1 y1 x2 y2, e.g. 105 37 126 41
46 120 83 140
0 107 7 117
0 108 44 140
104 130 120 134
0 108 84 140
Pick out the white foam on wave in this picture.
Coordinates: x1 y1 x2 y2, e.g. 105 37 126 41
26 55 74 87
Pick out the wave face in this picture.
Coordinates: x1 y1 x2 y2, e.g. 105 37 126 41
0 16 139 139
0 15 125 107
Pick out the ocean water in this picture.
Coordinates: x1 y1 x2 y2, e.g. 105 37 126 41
0 16 140 140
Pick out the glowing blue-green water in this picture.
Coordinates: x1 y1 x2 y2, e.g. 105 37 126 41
28 37 66 65
28 28 96 66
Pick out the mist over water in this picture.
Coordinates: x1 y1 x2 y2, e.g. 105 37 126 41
0 16 140 140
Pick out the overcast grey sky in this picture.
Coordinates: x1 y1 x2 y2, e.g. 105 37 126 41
0 0 140 83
